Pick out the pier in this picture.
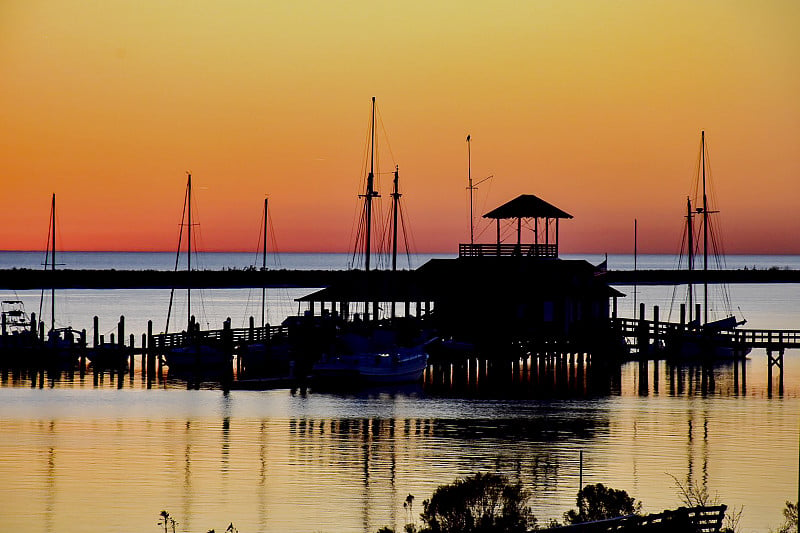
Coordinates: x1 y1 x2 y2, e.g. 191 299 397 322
613 303 800 395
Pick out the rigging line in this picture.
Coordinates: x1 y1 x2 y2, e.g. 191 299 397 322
38 197 54 324
267 209 282 268
398 203 415 269
376 105 397 166
667 217 690 323
165 180 189 335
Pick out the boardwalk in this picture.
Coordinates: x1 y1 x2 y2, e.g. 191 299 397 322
612 317 800 351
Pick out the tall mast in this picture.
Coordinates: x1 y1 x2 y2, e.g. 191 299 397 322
467 134 473 246
702 130 708 325
187 173 192 329
391 166 400 272
50 193 56 332
633 218 637 317
262 196 268 327
687 196 694 324
364 96 377 273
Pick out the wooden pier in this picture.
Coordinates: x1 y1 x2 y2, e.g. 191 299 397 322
613 303 799 395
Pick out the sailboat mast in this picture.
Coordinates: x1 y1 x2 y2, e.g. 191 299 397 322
51 193 56 332
364 96 376 273
187 173 192 329
467 134 473 246
633 218 637 316
392 166 400 272
702 130 708 325
262 196 268 328
687 196 694 324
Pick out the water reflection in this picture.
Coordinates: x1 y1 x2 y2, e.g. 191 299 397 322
0 352 797 533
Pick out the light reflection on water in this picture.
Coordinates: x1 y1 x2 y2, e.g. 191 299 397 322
0 277 798 533
1 353 798 533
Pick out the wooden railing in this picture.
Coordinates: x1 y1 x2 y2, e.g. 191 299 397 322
611 317 800 349
152 324 288 352
539 505 727 532
458 243 557 258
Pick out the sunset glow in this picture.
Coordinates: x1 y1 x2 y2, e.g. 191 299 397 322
1 1 798 254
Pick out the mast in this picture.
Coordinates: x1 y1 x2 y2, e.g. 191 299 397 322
50 193 56 333
633 218 637 317
187 173 192 329
364 96 377 273
262 196 268 328
687 196 694 324
701 130 708 325
467 134 473 246
391 166 400 272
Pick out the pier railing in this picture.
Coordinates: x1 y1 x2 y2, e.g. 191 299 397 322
458 243 557 258
611 317 800 350
151 324 288 352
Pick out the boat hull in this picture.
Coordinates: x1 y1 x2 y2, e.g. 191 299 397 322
312 349 429 386
164 344 231 370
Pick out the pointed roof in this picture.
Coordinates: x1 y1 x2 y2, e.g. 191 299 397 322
482 194 573 220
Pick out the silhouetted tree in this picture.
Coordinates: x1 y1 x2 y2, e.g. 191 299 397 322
564 483 640 524
773 501 798 533
157 510 178 533
419 472 536 533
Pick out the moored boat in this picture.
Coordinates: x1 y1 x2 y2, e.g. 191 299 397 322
312 330 430 386
664 131 750 360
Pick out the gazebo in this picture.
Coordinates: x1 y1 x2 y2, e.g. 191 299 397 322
459 194 573 258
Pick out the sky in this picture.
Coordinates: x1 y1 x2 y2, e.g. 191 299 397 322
1 0 798 254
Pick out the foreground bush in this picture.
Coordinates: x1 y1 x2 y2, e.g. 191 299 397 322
564 483 641 524
418 472 536 533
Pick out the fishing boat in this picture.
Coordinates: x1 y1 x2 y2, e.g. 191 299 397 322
664 131 750 360
0 300 40 366
162 174 231 372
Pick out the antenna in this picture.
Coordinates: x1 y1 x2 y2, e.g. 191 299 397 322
465 135 492 246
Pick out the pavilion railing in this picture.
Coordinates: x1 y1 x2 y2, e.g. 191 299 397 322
458 243 557 258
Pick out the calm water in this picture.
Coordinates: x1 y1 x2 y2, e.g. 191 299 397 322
0 253 798 533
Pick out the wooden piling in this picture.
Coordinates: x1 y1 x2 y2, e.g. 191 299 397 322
93 316 99 347
141 333 147 379
129 333 135 378
653 306 660 350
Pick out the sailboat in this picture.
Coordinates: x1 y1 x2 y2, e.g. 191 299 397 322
310 97 430 386
237 197 292 378
38 193 83 367
665 131 750 359
162 174 231 372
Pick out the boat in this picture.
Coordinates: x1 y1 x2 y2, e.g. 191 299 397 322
0 300 40 366
664 131 750 360
162 174 231 372
37 193 83 368
312 330 430 386
307 98 432 386
238 197 293 378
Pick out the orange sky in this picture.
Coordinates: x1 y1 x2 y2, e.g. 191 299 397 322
1 1 798 254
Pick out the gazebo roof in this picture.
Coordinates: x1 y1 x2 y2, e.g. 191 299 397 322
482 194 573 220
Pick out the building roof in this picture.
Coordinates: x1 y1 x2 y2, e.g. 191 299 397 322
483 194 573 220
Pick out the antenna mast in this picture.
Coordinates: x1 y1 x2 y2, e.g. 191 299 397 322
467 134 473 246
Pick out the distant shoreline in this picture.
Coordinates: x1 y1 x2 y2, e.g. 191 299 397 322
0 267 798 290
